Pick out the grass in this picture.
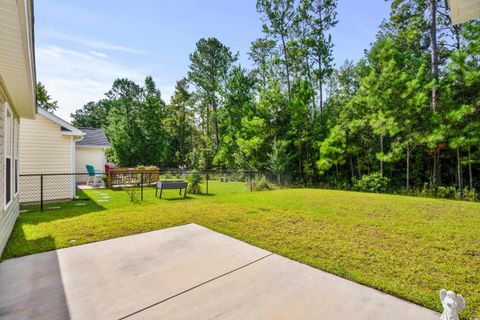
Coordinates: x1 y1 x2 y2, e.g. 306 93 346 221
3 181 480 319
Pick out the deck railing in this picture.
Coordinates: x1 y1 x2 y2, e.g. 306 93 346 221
107 168 160 188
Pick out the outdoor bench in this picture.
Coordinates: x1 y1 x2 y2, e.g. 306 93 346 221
155 180 188 198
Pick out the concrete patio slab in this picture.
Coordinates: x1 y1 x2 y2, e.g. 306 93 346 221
0 223 440 320
129 254 439 320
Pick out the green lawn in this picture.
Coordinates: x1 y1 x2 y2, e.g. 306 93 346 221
3 181 480 318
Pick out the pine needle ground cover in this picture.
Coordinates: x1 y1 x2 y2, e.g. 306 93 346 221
3 182 479 318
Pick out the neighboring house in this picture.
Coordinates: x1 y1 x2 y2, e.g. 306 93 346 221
448 0 480 24
75 128 110 181
19 108 84 202
0 0 36 254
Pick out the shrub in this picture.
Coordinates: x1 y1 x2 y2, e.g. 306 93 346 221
461 188 478 201
436 186 456 199
125 186 139 202
353 172 390 193
187 170 203 194
101 175 109 186
249 176 275 191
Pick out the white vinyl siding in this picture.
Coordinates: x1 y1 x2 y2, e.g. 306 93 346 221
0 93 20 256
0 194 18 255
0 0 36 256
75 146 106 183
20 114 73 173
19 113 75 202
76 147 105 173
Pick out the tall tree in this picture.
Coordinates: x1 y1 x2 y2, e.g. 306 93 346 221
71 100 112 128
430 0 441 187
105 77 169 167
248 38 276 90
166 78 194 167
214 65 257 168
36 82 58 112
257 0 296 100
188 37 237 150
299 0 338 113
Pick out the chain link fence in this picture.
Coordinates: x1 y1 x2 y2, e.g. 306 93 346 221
19 170 321 213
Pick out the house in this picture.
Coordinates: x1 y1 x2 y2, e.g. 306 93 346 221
0 0 36 254
448 0 480 24
19 107 85 203
75 128 110 181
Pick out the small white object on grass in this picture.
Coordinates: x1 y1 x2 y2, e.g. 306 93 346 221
439 289 465 320
47 206 61 210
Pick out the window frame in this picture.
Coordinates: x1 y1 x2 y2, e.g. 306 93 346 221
14 120 19 197
4 102 17 209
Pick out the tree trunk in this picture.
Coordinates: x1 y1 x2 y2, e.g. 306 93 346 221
317 47 323 114
349 155 354 183
335 162 339 187
280 34 291 101
430 0 439 113
406 147 410 191
433 149 441 187
457 148 462 191
430 0 440 188
380 134 384 175
468 144 473 190
319 71 323 114
298 136 302 174
305 54 316 113
356 156 361 177
212 97 219 150
317 6 324 114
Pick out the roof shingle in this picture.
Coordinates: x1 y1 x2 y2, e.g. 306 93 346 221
77 128 110 147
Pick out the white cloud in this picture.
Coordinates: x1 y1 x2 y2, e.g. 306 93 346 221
36 45 174 121
40 30 148 55
89 51 107 58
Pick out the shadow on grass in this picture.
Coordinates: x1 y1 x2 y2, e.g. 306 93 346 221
18 189 107 225
193 193 216 197
157 192 217 200
161 196 194 201
1 223 56 261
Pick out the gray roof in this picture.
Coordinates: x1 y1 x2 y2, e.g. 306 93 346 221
77 128 110 147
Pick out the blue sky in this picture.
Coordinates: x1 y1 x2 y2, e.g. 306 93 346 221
35 1 391 120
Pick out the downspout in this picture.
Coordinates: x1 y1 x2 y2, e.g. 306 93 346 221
71 135 85 198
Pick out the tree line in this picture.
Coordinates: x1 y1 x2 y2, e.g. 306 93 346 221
68 0 480 194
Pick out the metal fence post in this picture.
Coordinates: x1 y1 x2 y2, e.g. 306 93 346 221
40 174 44 211
249 172 253 191
140 173 144 201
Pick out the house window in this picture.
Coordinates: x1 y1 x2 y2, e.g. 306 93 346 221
14 121 19 195
4 103 16 207
14 160 18 194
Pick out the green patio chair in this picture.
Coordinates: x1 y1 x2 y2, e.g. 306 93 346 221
86 165 102 186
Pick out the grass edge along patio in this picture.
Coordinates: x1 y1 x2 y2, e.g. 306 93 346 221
1 0 480 319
